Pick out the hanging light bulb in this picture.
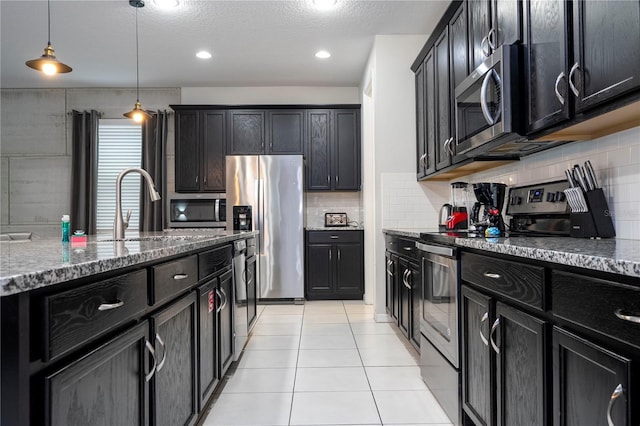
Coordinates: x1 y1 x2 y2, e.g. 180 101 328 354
124 0 151 123
25 0 72 75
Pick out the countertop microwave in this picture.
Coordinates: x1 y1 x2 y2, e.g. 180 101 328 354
454 44 564 159
167 195 226 228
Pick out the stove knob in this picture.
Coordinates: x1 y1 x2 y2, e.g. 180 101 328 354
546 192 556 202
514 196 522 205
556 191 566 202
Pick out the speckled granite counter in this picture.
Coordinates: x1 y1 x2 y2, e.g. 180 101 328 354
0 229 258 297
383 228 640 279
306 226 364 231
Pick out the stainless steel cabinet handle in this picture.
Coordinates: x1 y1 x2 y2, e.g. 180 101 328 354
569 62 580 97
607 384 624 426
448 137 455 155
403 270 412 289
215 288 223 314
327 175 330 184
195 175 198 184
481 35 491 57
386 260 394 276
156 333 167 372
487 28 497 50
489 317 500 354
98 300 124 311
614 309 640 324
219 287 228 311
337 249 341 261
403 247 412 251
173 273 189 280
336 175 339 183
554 72 566 105
329 250 332 261
330 235 339 239
479 312 489 346
204 176 207 185
145 339 157 382
483 272 502 279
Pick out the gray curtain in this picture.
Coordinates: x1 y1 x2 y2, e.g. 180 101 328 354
140 110 168 232
71 110 100 235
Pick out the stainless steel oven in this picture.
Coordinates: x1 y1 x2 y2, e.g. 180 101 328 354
416 241 461 425
167 196 226 228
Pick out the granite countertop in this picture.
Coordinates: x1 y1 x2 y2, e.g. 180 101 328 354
0 229 258 297
306 226 364 231
383 228 640 279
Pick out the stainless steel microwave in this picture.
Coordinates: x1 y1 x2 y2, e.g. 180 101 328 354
454 44 561 158
168 196 226 228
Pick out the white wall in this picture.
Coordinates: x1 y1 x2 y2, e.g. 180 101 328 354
360 35 450 318
181 86 360 105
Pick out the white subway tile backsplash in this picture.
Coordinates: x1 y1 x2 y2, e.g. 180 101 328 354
304 192 364 227
1 158 8 226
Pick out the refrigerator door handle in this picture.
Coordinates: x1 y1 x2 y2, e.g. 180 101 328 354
257 178 265 254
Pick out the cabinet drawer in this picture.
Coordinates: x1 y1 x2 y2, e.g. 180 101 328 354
151 255 198 305
307 230 363 244
552 271 640 350
384 235 418 259
461 252 545 310
43 269 147 361
198 244 232 280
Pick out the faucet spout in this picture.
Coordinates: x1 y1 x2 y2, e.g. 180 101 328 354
114 167 161 240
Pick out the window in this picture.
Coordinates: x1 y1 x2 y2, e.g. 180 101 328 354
96 120 142 231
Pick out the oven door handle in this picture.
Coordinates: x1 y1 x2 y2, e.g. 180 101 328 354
415 242 455 257
480 69 501 126
214 199 220 222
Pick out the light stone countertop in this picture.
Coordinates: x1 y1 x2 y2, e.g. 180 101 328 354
0 229 258 297
306 226 364 231
382 228 640 279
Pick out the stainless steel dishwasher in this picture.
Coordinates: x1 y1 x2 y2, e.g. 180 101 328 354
232 239 248 360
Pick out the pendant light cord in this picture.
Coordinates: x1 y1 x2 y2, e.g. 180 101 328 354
135 5 140 102
47 0 51 44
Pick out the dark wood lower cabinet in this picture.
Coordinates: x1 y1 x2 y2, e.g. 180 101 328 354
246 255 257 329
197 279 219 412
218 269 234 377
553 327 630 426
151 293 198 426
385 252 398 320
44 321 150 426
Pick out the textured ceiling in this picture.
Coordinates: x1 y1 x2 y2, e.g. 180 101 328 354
1 0 451 89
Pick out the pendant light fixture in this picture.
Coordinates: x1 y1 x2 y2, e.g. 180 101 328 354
25 0 72 75
124 0 151 123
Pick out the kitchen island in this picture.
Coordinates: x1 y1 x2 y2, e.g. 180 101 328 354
0 229 257 426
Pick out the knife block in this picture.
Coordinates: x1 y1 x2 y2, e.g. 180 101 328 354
569 188 615 238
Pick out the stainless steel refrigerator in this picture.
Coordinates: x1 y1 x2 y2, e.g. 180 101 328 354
226 155 304 300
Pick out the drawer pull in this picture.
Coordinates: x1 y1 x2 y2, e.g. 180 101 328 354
98 300 124 311
156 333 167 372
483 272 502 279
614 309 640 324
144 339 157 382
173 273 189 280
403 247 412 251
330 235 339 239
607 384 624 426
479 312 489 346
490 318 500 354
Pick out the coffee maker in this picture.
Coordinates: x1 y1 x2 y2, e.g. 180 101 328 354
439 182 471 231
470 183 507 234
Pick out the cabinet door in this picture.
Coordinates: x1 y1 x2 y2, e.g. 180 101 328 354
44 322 150 426
306 110 332 190
468 0 492 70
333 110 360 191
553 327 630 426
151 293 198 426
424 52 437 176
306 243 333 298
572 0 640 113
246 255 257 329
408 261 421 349
175 111 200 192
202 111 226 192
494 302 546 426
227 110 265 154
415 61 427 179
335 242 364 297
524 0 570 134
435 28 452 170
461 285 494 426
218 269 234 377
267 110 304 154
398 260 411 338
450 3 469 90
492 0 522 48
197 280 218 412
385 251 396 317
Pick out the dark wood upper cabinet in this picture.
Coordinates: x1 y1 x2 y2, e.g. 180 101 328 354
174 110 226 193
435 27 453 170
424 52 437 176
267 110 304 154
492 0 523 48
571 0 640 113
227 110 265 155
415 61 427 179
468 0 492 70
450 3 469 89
523 0 570 134
306 109 361 191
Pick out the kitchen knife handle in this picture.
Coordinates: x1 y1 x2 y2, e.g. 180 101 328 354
565 169 576 188
585 160 599 189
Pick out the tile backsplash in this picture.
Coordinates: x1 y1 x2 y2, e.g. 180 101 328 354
305 192 364 227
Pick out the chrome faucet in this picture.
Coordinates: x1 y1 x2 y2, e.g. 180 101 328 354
114 167 161 240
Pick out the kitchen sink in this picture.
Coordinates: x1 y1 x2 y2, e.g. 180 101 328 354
0 232 33 242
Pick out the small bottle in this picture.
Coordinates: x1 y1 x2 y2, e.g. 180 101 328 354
61 215 70 242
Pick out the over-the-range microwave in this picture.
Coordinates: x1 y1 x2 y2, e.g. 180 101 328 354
454 44 564 159
167 195 226 228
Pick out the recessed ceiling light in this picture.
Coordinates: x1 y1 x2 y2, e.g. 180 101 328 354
153 0 179 8
313 0 337 9
315 50 331 59
196 51 212 59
